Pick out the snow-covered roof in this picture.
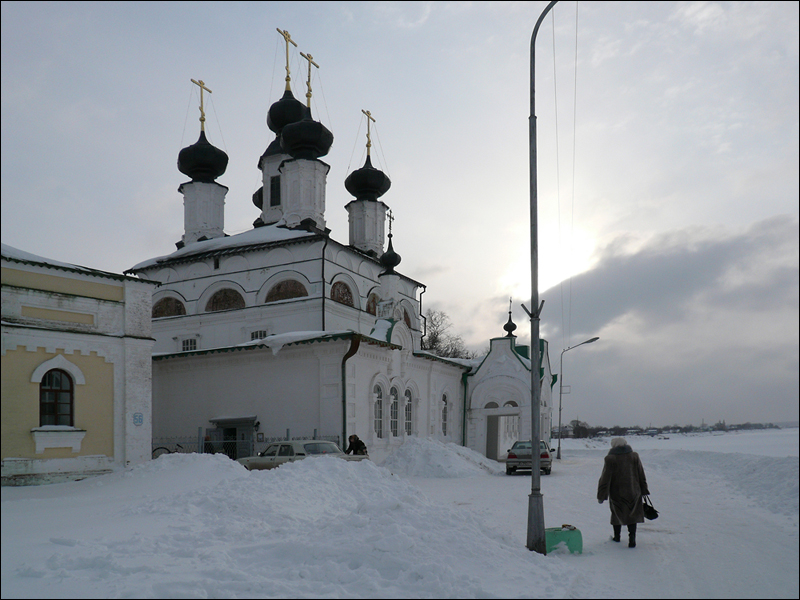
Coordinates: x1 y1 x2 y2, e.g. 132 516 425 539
127 224 317 272
1 243 150 283
152 330 400 361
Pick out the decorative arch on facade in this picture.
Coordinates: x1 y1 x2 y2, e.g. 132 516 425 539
389 384 401 437
388 321 412 352
469 378 529 412
329 272 360 305
369 374 392 441
366 291 380 315
396 299 418 331
403 388 415 435
31 354 86 385
257 271 312 304
197 280 247 314
263 247 295 268
330 280 355 308
205 288 246 312
152 294 187 318
332 248 354 272
265 279 309 303
220 255 249 273
436 385 457 439
155 267 179 284
187 262 212 279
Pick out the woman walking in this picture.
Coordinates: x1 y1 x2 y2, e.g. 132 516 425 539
597 437 649 548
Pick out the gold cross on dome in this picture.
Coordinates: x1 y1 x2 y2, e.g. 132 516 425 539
300 52 319 108
190 79 212 131
362 109 376 155
276 28 298 90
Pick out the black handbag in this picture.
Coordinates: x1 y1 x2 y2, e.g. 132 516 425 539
643 495 659 520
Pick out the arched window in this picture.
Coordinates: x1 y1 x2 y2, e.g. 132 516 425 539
265 279 308 303
331 281 354 307
373 385 383 439
40 369 74 426
442 394 448 436
205 289 245 312
152 297 186 318
390 387 399 437
404 389 413 435
366 293 380 315
403 309 412 328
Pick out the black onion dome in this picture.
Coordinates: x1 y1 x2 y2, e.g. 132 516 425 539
177 131 228 183
504 312 517 337
267 88 308 134
280 108 333 160
345 155 391 201
379 234 402 275
257 135 284 170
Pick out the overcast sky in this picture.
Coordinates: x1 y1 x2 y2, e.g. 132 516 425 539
2 2 797 428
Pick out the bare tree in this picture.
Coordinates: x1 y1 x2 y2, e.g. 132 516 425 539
421 309 477 359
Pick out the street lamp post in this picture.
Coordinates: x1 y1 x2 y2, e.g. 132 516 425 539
526 0 559 555
557 337 599 459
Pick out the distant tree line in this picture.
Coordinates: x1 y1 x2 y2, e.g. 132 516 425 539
563 421 781 439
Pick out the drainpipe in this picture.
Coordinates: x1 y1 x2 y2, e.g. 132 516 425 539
461 371 470 448
321 236 329 330
419 284 427 340
341 334 361 447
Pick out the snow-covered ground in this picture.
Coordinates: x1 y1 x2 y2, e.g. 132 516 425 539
1 428 797 599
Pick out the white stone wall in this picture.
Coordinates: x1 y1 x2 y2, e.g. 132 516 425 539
142 238 421 353
152 342 347 443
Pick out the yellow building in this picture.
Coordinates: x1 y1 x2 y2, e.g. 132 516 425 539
1 244 156 485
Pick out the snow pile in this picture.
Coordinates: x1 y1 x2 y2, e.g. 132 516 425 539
2 428 798 599
1 452 571 599
381 437 505 478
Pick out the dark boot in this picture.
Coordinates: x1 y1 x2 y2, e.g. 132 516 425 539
612 525 621 542
627 524 637 548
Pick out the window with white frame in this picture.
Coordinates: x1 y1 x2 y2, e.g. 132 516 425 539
390 387 399 437
251 330 268 341
442 394 448 436
373 385 383 439
404 389 413 435
40 369 74 427
182 338 197 352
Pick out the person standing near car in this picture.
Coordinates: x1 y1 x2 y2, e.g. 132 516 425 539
597 437 649 548
345 434 368 456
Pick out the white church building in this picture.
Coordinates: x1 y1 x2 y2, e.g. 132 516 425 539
126 37 554 464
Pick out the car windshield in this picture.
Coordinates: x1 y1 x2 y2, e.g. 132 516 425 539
512 442 532 450
303 442 342 455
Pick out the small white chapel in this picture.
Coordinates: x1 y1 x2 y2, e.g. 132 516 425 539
126 29 554 464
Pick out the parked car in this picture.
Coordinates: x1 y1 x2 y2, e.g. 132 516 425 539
505 440 553 475
236 439 367 471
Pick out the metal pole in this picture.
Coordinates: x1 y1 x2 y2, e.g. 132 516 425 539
556 337 600 460
557 350 564 459
527 0 559 555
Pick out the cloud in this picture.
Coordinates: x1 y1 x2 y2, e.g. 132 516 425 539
541 215 799 342
533 215 799 426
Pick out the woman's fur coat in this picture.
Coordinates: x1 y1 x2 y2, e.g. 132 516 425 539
597 444 650 525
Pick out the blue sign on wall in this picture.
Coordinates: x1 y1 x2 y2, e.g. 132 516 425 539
133 412 144 426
